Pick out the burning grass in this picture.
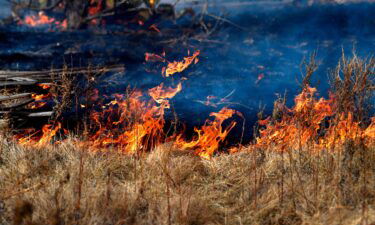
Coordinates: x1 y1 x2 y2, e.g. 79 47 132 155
11 52 375 159
0 53 374 224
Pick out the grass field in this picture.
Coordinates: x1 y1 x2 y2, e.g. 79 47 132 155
0 54 374 224
0 140 374 225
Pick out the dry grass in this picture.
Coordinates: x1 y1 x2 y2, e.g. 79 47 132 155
0 138 374 225
0 53 373 224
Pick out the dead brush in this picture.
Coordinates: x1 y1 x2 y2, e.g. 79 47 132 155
1 53 374 225
329 52 374 122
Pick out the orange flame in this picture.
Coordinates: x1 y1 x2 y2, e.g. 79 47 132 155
31 93 52 101
14 50 373 159
37 83 52 89
175 108 238 159
254 86 375 152
16 123 62 148
27 102 47 109
164 50 200 77
21 12 67 29
149 82 182 105
85 89 168 154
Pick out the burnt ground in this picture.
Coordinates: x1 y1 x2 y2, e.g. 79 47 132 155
1 2 375 144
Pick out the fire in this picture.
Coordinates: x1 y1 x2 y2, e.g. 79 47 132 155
13 49 374 160
26 93 52 109
21 11 67 29
320 112 375 150
31 93 52 101
37 83 52 89
148 82 182 105
145 52 166 63
16 123 62 148
175 108 238 159
14 50 203 155
149 24 161 33
164 50 200 77
254 86 375 152
27 102 47 109
149 0 156 8
85 89 169 154
23 12 54 27
88 0 103 25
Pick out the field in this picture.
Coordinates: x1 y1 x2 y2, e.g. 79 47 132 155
1 54 374 224
0 1 375 224
0 140 374 225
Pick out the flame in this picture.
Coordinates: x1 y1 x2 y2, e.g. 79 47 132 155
16 123 62 148
37 83 52 89
149 24 161 33
88 0 103 25
145 52 166 62
148 82 182 105
164 50 200 77
85 90 168 154
27 93 52 109
31 93 52 101
23 12 54 26
254 86 375 152
21 12 67 29
175 108 238 159
149 0 156 8
27 102 47 109
14 49 373 160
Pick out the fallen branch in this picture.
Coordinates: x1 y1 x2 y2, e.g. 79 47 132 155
0 93 31 102
0 99 34 110
0 111 54 117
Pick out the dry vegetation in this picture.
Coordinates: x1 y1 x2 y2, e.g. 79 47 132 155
0 54 374 225
0 141 374 225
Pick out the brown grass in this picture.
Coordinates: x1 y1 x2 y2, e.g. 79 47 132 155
0 139 374 225
0 53 374 225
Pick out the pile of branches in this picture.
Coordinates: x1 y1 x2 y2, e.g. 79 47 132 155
7 0 170 29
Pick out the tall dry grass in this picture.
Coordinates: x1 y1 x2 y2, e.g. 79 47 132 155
0 53 373 225
0 140 374 225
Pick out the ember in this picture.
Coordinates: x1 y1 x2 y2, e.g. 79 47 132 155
20 11 67 29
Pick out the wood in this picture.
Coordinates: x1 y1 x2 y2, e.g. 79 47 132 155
0 81 37 87
0 111 53 117
0 93 31 102
0 99 34 110
0 64 124 127
27 111 54 117
0 64 124 79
